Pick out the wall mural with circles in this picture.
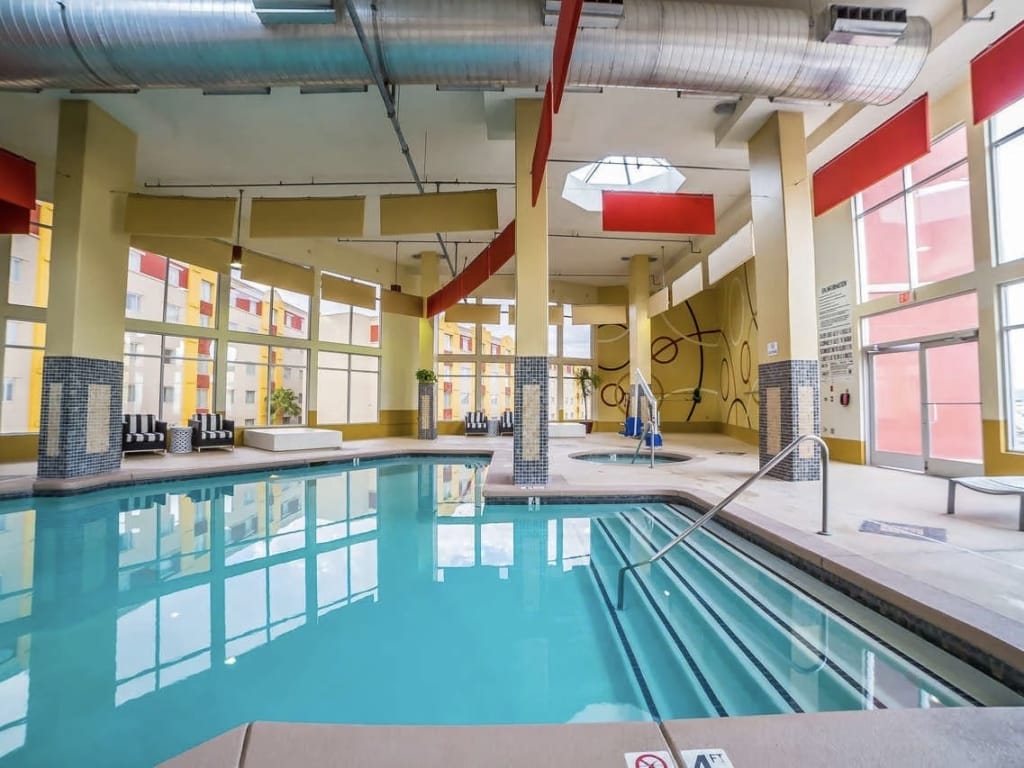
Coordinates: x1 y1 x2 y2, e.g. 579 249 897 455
595 261 758 433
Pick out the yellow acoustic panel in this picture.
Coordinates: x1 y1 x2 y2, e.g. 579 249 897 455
649 287 670 317
382 290 424 317
129 236 232 274
322 274 377 309
123 194 237 238
249 196 365 238
508 305 562 325
572 305 627 325
443 304 500 324
241 249 314 295
379 189 499 235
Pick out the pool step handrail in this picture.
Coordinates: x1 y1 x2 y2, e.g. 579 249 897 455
616 433 831 610
630 369 659 469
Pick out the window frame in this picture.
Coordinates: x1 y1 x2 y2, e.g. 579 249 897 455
989 105 1024 266
854 125 972 301
1001 278 1024 453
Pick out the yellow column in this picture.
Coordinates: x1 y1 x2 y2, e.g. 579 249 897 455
629 255 652 386
748 111 820 480
418 251 440 370
514 99 549 356
47 101 137 361
513 98 549 485
38 100 137 479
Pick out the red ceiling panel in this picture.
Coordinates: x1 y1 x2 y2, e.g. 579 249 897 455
601 191 716 235
552 0 584 113
531 82 553 207
972 20 1024 124
0 147 35 235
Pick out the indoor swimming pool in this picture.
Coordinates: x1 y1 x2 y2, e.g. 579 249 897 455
0 456 1017 767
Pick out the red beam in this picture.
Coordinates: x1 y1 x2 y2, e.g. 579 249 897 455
602 191 716 235
0 148 35 235
531 82 554 208
972 20 1024 124
552 0 584 113
813 95 930 217
426 221 516 318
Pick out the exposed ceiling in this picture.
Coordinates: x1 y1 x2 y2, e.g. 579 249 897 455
0 0 1015 289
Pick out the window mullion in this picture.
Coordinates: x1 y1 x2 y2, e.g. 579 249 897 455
903 170 919 291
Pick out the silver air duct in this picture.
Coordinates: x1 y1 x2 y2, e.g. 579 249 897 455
0 0 931 105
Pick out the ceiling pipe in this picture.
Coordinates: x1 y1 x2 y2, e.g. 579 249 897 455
342 0 455 276
0 0 931 106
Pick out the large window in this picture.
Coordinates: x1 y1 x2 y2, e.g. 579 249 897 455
1 321 45 434
229 273 307 339
1002 280 1024 452
7 203 51 309
318 275 381 347
438 361 476 421
856 127 974 300
315 352 380 425
863 293 978 345
126 249 219 328
991 97 1024 264
123 333 216 425
226 343 307 427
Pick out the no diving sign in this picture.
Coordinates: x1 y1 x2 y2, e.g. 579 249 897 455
624 752 675 768
679 748 735 768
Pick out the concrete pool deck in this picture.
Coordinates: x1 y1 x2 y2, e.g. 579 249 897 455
3 431 1024 765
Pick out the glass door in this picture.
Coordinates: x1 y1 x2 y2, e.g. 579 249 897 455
922 340 983 477
868 339 983 476
869 348 925 472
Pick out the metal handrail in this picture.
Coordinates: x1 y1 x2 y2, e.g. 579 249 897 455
616 433 830 610
630 369 659 468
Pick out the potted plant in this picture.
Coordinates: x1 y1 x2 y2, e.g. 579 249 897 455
416 369 438 439
574 367 600 434
270 387 302 425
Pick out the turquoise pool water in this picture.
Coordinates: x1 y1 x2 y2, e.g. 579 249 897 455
0 457 1017 766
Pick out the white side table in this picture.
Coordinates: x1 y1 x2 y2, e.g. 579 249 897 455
169 426 193 454
487 418 499 437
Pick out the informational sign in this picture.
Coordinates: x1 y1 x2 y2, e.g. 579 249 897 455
678 748 736 768
818 279 854 382
766 341 779 357
624 751 676 768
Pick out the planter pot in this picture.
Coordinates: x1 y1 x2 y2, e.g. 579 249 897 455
417 382 437 440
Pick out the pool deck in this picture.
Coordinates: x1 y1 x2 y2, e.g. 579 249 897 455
4 431 1024 765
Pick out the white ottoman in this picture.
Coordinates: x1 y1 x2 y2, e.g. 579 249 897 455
168 426 193 454
243 427 343 451
549 422 586 438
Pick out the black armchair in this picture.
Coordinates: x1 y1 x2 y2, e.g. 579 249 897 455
498 410 514 436
122 414 167 455
464 410 488 436
189 412 235 452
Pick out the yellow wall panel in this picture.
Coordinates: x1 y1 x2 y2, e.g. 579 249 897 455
241 249 314 295
130 236 231 274
249 196 365 238
379 189 498 235
508 305 562 325
123 194 237 238
573 305 626 325
321 273 377 309
444 304 499 324
382 289 424 318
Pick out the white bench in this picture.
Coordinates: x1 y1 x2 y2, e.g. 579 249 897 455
947 476 1024 531
244 427 343 452
549 422 586 438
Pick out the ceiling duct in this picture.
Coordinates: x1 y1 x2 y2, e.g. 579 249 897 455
0 0 931 106
817 4 909 46
253 0 337 24
543 0 625 29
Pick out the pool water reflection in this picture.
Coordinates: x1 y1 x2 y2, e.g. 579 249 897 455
0 458 642 767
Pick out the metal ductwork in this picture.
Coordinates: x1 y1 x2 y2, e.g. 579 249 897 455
0 0 931 105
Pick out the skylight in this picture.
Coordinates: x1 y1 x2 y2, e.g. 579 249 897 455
561 155 685 212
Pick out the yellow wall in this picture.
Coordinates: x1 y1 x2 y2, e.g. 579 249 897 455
713 260 759 434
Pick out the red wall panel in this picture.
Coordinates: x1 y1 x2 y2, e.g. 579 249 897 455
425 220 516 317
972 20 1024 124
0 148 35 235
601 191 716 235
531 82 553 207
552 0 584 113
813 95 930 217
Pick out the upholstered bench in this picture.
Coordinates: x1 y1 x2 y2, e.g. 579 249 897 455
549 422 586 438
243 427 343 451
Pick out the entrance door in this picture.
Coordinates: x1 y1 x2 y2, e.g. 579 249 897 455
868 339 983 476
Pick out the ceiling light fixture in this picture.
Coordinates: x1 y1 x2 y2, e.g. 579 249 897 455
202 86 271 96
231 189 244 267
299 85 369 94
390 242 402 293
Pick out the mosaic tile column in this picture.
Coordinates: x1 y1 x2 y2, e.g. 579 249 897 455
37 356 123 479
513 356 549 486
417 383 437 440
758 359 821 481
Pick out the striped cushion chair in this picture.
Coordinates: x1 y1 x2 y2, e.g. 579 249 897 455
464 410 488 436
189 412 236 452
498 409 514 436
122 414 168 455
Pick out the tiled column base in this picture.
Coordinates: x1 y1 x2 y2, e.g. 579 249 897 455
513 356 549 486
37 356 123 479
417 383 437 440
758 359 821 481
